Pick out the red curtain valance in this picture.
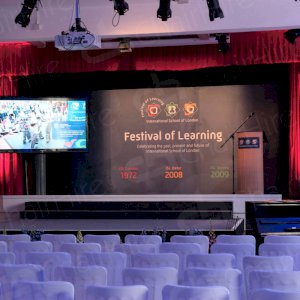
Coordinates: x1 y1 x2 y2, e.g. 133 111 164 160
1 30 300 75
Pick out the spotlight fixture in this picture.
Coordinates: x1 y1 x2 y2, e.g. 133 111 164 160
157 0 172 21
119 39 132 53
15 0 40 28
113 0 129 15
215 33 229 54
206 0 224 21
284 29 300 44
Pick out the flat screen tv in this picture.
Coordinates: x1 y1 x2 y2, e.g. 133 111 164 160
0 97 88 152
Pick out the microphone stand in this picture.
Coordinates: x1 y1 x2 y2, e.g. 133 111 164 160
220 112 255 194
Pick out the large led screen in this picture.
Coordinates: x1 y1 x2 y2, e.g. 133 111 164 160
0 98 87 152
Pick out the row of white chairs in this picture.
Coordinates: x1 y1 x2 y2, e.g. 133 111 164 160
0 234 298 274
1 281 234 300
2 233 300 250
0 240 256 287
0 265 299 300
0 233 257 251
17 284 300 300
8 281 300 300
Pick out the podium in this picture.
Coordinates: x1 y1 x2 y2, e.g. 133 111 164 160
236 131 264 194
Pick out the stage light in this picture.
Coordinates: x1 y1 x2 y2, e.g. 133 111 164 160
157 0 172 21
284 29 300 44
15 0 40 28
118 39 132 53
206 0 224 21
113 0 129 15
215 33 229 54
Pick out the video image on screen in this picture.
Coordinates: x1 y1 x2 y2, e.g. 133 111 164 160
0 98 87 152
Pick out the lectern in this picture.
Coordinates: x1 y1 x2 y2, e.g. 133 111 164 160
237 131 264 194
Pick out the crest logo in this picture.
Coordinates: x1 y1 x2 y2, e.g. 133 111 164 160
165 102 180 118
140 97 164 118
147 104 161 118
183 102 198 117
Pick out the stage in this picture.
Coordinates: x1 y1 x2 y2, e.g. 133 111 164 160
0 194 282 234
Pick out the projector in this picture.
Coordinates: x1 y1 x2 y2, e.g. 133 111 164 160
54 31 101 51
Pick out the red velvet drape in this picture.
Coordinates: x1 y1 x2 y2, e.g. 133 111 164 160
0 75 23 195
0 42 33 195
289 64 300 198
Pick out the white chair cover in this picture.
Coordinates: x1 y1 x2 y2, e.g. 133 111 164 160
186 253 235 269
0 264 44 300
85 285 148 300
83 234 121 252
123 267 178 300
159 242 205 283
115 244 158 267
258 243 300 270
264 235 300 244
13 241 53 263
249 288 300 300
60 243 101 266
0 241 8 253
55 266 107 300
216 235 256 247
12 281 74 300
79 252 127 286
0 252 16 264
183 267 242 300
25 251 72 280
125 235 162 245
41 234 76 251
170 235 209 253
131 253 179 269
211 243 255 271
243 255 294 299
0 234 30 252
248 270 300 294
162 284 230 300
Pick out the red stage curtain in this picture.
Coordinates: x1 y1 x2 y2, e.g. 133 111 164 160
289 63 300 198
0 42 33 76
0 46 26 195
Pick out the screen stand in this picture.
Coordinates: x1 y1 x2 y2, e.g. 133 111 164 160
35 154 46 195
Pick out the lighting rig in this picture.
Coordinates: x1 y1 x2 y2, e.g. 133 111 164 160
112 0 129 15
15 0 41 28
206 0 224 21
157 0 172 21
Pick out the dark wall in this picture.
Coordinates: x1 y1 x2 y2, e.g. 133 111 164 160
18 64 290 196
